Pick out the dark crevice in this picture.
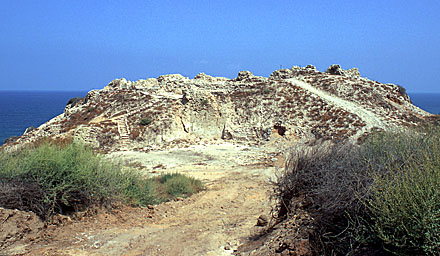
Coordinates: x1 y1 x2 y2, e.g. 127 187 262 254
181 118 188 133
221 124 232 140
274 125 287 136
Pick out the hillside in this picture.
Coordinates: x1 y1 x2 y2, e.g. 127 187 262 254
2 64 432 152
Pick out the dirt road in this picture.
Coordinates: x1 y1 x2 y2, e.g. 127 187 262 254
4 142 282 256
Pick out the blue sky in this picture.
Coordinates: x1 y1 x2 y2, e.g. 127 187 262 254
0 0 439 92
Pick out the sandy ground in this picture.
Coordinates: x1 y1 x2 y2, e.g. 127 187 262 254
3 142 283 256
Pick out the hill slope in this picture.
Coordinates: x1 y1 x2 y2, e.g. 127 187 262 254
2 64 433 152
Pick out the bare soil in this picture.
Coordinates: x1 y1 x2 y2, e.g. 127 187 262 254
1 142 285 256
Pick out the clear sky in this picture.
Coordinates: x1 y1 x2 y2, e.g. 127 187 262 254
0 0 439 92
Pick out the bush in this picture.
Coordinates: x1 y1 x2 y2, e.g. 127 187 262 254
201 99 209 106
139 117 152 126
0 141 202 220
274 140 369 254
363 127 440 255
0 141 123 219
122 171 159 206
159 173 202 198
66 97 83 107
397 85 408 97
275 126 440 255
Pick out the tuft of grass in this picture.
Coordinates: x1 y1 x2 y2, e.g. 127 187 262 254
158 173 203 198
0 140 202 220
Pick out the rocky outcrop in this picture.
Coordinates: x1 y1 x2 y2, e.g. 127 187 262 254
3 136 19 145
325 64 361 78
1 65 434 152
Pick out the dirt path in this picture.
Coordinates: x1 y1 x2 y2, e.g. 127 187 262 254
8 143 281 256
287 78 386 137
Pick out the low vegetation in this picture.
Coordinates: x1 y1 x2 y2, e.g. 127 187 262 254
201 98 209 106
275 126 440 255
66 96 84 107
0 139 202 220
139 117 152 126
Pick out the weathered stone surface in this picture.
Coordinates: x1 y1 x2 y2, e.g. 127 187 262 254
3 136 18 144
105 78 134 90
256 214 268 226
133 78 159 90
23 126 35 135
345 67 361 78
325 65 360 78
235 71 254 81
305 64 317 71
1 65 434 153
66 97 84 107
325 64 345 75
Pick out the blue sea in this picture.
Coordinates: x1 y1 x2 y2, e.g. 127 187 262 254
0 91 87 145
408 93 440 115
0 91 439 146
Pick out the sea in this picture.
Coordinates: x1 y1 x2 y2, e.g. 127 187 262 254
0 91 88 145
0 91 439 146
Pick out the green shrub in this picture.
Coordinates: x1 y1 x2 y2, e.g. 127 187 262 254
397 85 408 97
122 171 159 206
0 141 124 219
201 99 209 106
362 127 440 255
276 126 440 255
0 141 202 220
263 88 271 94
160 173 202 198
66 97 83 107
139 117 152 126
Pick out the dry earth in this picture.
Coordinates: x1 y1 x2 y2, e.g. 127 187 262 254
2 142 285 256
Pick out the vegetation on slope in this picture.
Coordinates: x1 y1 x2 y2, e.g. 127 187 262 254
0 139 202 220
275 126 440 255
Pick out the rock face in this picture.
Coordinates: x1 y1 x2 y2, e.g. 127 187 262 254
2 65 434 152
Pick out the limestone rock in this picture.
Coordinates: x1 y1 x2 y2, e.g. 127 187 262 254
305 64 317 71
133 78 159 90
325 64 345 75
66 97 84 107
105 78 134 90
234 71 254 81
3 136 18 145
157 74 188 83
256 214 268 226
23 126 35 135
194 72 213 80
345 67 361 78
1 65 433 153
269 68 295 79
